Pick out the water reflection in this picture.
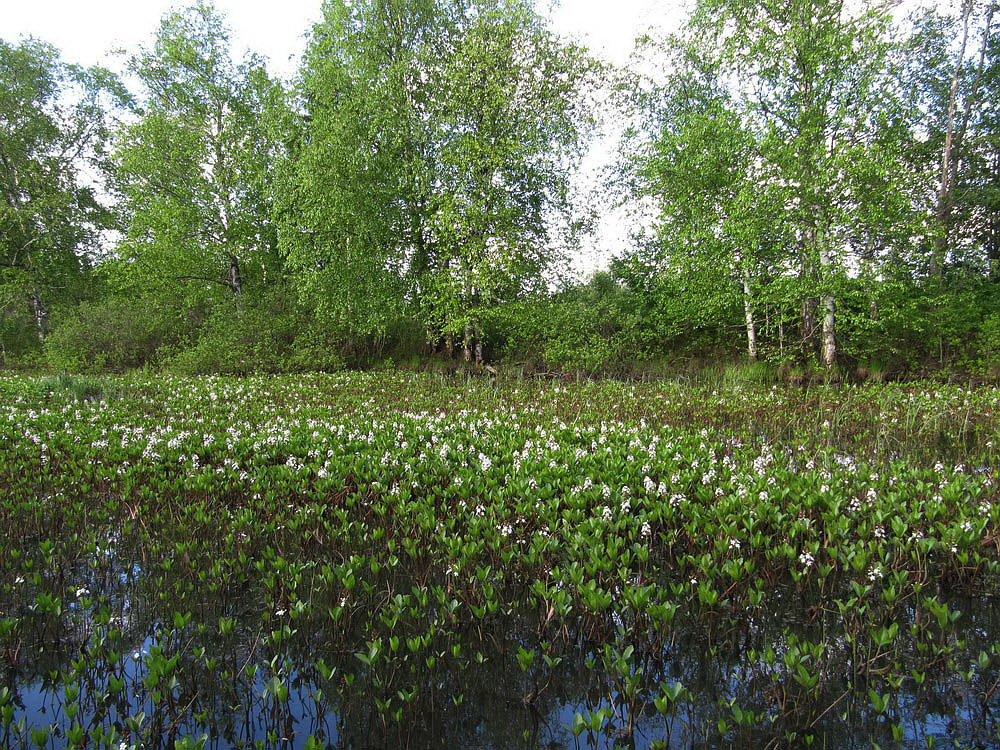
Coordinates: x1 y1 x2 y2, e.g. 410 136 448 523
2 527 999 749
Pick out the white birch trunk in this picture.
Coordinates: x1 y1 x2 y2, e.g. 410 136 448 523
818 243 836 369
742 266 758 362
934 0 974 274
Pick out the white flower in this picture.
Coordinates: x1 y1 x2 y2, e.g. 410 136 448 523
602 506 613 523
799 551 815 568
641 522 652 537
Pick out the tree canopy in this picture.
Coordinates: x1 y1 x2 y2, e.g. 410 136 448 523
3 0 1000 378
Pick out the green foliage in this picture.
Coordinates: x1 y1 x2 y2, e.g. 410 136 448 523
0 302 42 366
976 309 1000 374
3 0 1000 380
33 373 112 402
287 323 347 374
0 38 128 341
484 274 629 374
0 373 999 744
620 0 926 370
285 0 595 350
110 1 283 303
160 286 352 375
44 297 189 373
166 296 298 376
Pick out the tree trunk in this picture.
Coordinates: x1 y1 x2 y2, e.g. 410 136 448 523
29 292 48 341
445 332 455 359
818 243 836 369
742 267 758 362
989 208 1000 281
821 295 836 369
227 255 242 296
801 296 817 356
462 325 473 363
800 244 818 357
933 0 975 275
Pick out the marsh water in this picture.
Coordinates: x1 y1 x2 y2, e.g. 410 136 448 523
2 522 999 749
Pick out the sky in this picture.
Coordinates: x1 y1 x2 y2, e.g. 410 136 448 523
2 0 682 78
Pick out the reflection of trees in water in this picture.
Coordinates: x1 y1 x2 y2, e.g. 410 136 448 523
2 534 1000 748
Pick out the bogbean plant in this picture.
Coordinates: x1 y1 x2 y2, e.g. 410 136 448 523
0 372 999 748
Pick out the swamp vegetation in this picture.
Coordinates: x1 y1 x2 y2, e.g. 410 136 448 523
1 372 999 748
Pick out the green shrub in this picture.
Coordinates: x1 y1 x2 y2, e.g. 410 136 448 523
33 373 111 401
288 323 346 373
44 297 188 373
0 310 43 369
484 274 631 375
977 311 1000 375
166 288 348 375
167 300 295 375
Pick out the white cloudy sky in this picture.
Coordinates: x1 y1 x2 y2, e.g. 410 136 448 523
3 0 683 78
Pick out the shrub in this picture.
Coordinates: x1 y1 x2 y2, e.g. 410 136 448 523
166 289 346 375
45 297 188 373
167 300 295 375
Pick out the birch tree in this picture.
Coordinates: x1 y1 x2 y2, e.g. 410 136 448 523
622 47 784 362
286 0 594 358
111 2 282 305
422 0 594 361
689 0 908 369
1 39 126 342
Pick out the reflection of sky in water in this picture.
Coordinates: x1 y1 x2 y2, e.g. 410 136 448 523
4 534 999 748
8 596 998 749
18 663 341 749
